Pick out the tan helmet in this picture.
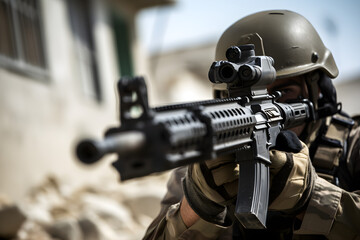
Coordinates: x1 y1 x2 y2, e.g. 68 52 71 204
215 10 338 80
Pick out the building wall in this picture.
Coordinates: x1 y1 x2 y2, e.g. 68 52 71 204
335 76 360 117
0 0 138 201
149 42 215 105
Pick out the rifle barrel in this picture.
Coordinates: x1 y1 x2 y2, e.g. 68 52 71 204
76 131 145 164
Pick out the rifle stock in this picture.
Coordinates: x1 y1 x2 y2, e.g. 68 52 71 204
75 44 315 229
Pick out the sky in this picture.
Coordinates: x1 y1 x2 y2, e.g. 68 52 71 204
137 0 360 82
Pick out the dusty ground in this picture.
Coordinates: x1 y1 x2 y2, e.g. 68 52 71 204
0 172 170 240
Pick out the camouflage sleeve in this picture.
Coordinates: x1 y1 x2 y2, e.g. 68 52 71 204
347 120 360 190
143 167 230 240
143 167 186 240
148 202 228 240
294 176 360 239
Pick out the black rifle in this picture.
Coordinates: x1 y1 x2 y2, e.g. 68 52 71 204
75 45 315 229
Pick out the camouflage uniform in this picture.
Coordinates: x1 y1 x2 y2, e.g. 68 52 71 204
143 114 360 240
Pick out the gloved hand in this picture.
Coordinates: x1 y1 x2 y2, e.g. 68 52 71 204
182 153 238 225
268 131 316 213
182 130 315 225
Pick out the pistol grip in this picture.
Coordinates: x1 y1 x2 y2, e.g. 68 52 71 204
235 159 269 229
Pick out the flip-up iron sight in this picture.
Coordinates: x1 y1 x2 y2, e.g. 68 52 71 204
208 44 275 95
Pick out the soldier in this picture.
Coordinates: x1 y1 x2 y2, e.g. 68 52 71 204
143 10 360 239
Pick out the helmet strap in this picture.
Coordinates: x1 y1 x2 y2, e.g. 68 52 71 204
304 71 320 110
317 72 341 118
305 71 340 119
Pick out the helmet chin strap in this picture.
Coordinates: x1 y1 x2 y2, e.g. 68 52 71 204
305 71 341 120
305 71 320 111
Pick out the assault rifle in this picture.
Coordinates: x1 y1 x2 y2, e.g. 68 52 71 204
75 45 315 229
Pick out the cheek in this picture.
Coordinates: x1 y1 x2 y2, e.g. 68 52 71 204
276 94 296 103
277 95 293 103
289 124 306 137
286 91 301 100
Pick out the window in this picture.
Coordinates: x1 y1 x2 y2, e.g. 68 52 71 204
0 0 46 74
67 0 102 102
111 11 134 77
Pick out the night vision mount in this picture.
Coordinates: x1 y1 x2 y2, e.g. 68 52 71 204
208 44 276 97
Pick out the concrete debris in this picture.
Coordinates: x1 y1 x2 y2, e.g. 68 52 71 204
1 172 169 240
16 221 54 240
78 217 101 240
0 202 27 238
46 218 83 240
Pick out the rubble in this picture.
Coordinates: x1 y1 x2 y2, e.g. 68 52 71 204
1 173 169 240
0 196 27 238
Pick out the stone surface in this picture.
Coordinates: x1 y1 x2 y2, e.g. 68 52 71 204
16 221 54 240
0 201 26 238
78 217 100 240
45 218 83 240
0 172 170 240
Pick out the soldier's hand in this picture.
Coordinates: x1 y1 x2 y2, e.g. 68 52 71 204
182 130 315 225
268 130 315 213
182 153 238 225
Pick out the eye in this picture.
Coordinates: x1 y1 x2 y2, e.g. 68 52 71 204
270 84 303 103
269 86 292 95
279 87 293 95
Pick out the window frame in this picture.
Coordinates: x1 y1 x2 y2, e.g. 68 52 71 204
67 0 102 102
0 0 49 81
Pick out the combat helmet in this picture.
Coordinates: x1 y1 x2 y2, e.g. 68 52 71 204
214 10 339 117
215 10 338 79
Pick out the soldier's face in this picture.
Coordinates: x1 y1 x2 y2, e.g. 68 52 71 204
267 76 309 103
267 76 309 136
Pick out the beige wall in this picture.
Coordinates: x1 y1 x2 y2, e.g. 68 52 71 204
149 43 215 105
335 76 360 117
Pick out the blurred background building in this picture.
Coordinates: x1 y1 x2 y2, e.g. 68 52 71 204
0 1 175 239
0 0 175 201
0 0 359 239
